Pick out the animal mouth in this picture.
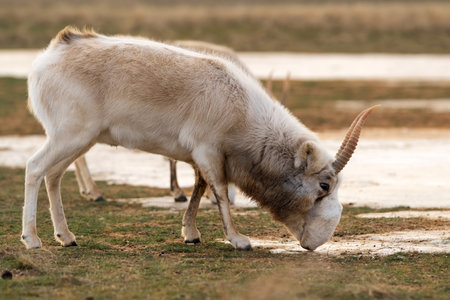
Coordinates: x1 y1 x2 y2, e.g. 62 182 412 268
298 224 317 251
296 223 306 244
302 245 314 251
300 237 317 251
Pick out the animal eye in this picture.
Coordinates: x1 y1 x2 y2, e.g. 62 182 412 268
319 183 329 192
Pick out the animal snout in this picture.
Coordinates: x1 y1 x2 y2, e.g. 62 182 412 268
300 242 317 251
302 245 313 251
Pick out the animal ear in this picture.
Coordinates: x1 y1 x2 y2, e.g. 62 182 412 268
294 141 319 170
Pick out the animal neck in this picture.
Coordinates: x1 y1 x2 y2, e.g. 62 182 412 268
225 103 318 220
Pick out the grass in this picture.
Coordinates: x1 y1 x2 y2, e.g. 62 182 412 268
1 2 449 295
1 77 450 136
0 167 449 299
0 78 42 135
0 0 450 53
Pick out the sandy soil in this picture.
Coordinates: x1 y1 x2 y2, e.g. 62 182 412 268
2 50 450 81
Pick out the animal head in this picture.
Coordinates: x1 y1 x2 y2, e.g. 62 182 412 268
272 105 379 250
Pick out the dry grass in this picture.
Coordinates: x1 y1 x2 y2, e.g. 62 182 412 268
0 0 449 52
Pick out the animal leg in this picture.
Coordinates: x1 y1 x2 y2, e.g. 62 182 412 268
74 158 87 197
207 184 236 205
182 168 207 243
192 146 251 250
22 136 95 249
170 159 187 202
45 148 93 247
74 155 104 202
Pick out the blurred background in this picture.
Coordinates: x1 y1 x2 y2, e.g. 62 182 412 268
1 0 449 52
0 0 449 134
0 2 449 298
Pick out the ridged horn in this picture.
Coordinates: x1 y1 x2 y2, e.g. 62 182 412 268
332 105 380 174
335 106 367 156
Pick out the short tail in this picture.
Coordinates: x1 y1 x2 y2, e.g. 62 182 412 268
50 26 97 47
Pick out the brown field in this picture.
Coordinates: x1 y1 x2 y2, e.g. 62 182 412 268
0 0 449 53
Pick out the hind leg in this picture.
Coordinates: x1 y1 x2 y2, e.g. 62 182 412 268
21 136 95 249
74 155 104 202
170 159 187 202
182 168 207 243
45 145 94 247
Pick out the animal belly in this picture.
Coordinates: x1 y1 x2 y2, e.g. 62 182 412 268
96 126 193 163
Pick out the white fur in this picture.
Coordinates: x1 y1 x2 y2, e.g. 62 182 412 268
22 29 344 251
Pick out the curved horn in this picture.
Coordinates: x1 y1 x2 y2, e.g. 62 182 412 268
333 105 380 174
335 108 366 156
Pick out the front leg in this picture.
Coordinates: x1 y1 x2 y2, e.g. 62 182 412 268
192 146 252 251
211 184 252 250
182 168 207 243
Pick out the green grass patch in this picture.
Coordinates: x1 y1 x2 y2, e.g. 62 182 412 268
0 77 42 135
0 167 449 299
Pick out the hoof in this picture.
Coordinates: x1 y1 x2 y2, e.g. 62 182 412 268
230 235 252 251
64 241 78 247
1 270 13 280
185 238 201 244
174 195 188 202
21 234 42 249
237 244 253 251
95 196 105 202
